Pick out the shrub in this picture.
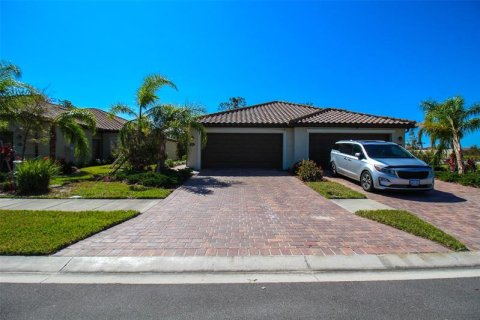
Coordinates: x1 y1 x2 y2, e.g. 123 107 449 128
165 159 175 168
15 159 60 194
465 159 477 173
115 168 193 188
295 160 323 182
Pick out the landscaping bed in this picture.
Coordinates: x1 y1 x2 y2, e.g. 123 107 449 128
435 170 479 188
0 164 193 199
0 209 139 255
356 209 467 251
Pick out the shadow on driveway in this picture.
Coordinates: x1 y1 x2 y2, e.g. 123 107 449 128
325 172 467 203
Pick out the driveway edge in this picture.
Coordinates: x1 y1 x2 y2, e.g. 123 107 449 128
1 252 479 274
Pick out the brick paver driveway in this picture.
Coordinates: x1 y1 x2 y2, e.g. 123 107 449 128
56 170 446 257
327 175 480 250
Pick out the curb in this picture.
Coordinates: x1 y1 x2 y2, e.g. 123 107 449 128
1 252 479 274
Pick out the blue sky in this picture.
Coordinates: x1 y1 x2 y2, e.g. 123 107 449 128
1 0 479 146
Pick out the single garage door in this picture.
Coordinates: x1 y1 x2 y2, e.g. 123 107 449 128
309 133 391 168
202 133 283 169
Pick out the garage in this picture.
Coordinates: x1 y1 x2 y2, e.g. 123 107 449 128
201 133 283 169
309 133 391 168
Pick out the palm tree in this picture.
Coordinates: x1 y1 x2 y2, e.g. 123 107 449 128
110 74 177 171
420 96 480 174
0 62 42 130
148 104 206 172
48 108 97 161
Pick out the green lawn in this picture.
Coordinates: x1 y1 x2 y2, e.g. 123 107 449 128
51 164 114 185
0 209 139 255
307 180 366 199
47 181 172 199
356 209 467 251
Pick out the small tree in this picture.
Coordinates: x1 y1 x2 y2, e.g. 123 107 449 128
110 74 177 171
420 96 480 174
148 104 206 172
218 97 246 111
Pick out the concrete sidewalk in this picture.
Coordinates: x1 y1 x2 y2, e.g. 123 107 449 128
0 199 161 212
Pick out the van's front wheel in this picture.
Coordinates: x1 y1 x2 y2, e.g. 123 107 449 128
361 171 375 192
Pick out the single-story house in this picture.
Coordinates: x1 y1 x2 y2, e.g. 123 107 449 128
187 101 416 170
0 103 178 163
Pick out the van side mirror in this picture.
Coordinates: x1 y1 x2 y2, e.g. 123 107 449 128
355 152 363 159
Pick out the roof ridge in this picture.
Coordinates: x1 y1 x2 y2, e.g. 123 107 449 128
289 108 328 124
325 107 415 123
86 107 128 124
198 100 319 119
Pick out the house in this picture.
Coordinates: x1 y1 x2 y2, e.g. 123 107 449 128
0 102 180 164
187 101 416 170
0 103 126 163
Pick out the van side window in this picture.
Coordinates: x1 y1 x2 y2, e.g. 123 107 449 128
333 143 340 151
352 144 363 156
338 143 352 155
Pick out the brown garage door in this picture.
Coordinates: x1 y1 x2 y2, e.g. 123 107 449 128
309 133 391 168
202 133 283 169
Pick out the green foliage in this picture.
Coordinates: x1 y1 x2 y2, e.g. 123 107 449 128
218 96 247 111
115 168 192 188
15 159 60 194
110 75 205 172
295 160 323 182
435 170 480 188
356 209 468 251
0 209 139 255
419 96 480 174
307 181 366 199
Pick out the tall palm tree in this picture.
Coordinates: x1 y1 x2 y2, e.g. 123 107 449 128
0 62 42 130
48 108 97 161
420 96 480 174
110 74 177 171
148 104 206 172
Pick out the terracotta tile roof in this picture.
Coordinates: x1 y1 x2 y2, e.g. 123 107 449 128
199 101 415 128
199 101 318 126
85 108 127 131
41 103 126 131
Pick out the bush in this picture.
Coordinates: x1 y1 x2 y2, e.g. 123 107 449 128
435 171 480 188
115 168 193 188
15 159 60 194
295 160 323 182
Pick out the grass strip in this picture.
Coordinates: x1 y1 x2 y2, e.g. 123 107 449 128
307 181 366 199
356 209 468 251
0 209 139 255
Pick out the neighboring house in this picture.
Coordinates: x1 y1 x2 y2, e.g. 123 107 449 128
0 103 126 163
187 101 416 170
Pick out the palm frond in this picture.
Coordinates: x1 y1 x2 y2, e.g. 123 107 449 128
109 103 136 118
137 74 177 109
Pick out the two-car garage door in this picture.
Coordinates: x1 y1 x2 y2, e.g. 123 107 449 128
202 133 283 169
309 133 391 168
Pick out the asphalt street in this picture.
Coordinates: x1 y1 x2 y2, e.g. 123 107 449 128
1 277 479 319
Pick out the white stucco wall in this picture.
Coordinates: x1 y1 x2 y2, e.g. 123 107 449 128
166 140 178 160
187 126 407 171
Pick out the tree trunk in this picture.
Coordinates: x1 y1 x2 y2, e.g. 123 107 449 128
34 132 39 157
452 133 464 174
21 128 30 160
156 136 167 173
49 126 56 159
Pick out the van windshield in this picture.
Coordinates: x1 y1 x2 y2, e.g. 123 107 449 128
363 144 414 159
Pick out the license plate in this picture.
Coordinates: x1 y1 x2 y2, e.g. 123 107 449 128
409 179 420 187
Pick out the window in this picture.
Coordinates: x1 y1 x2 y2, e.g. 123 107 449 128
333 143 341 151
352 144 363 156
338 143 353 155
363 144 414 159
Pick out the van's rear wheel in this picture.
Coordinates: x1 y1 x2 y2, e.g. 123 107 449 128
361 171 375 192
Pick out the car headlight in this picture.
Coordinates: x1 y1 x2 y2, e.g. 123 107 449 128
374 165 396 175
